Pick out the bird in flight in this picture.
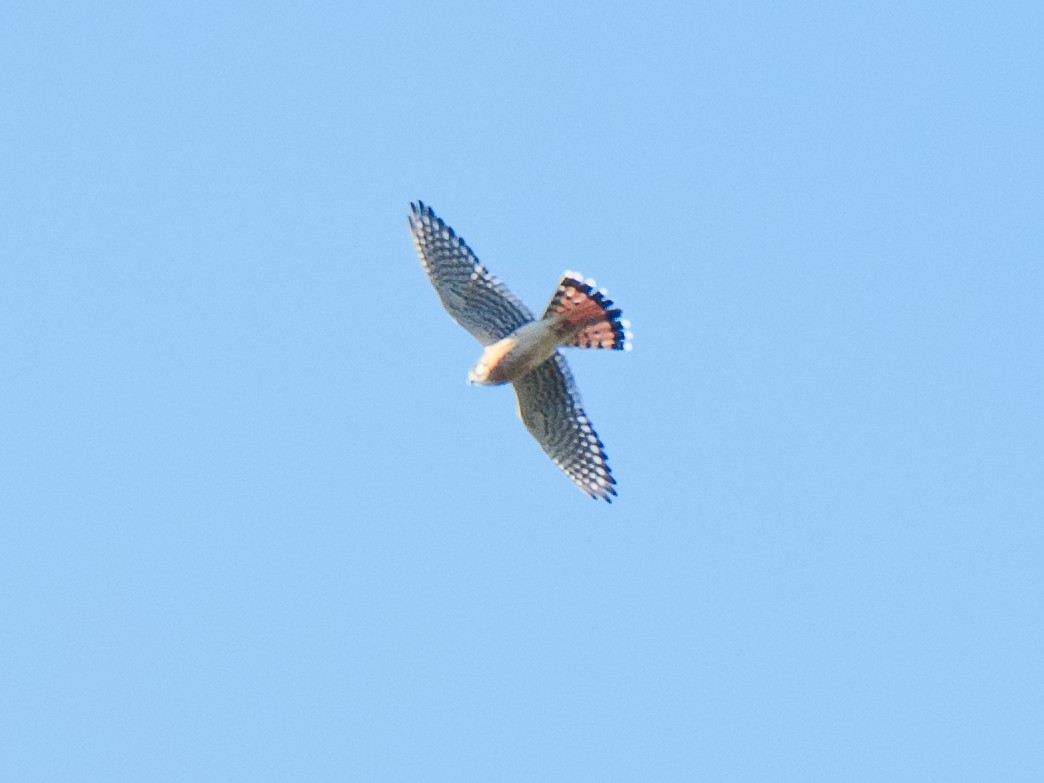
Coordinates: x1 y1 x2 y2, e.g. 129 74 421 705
408 201 631 502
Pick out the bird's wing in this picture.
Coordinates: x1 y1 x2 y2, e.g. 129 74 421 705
513 352 617 501
409 201 534 346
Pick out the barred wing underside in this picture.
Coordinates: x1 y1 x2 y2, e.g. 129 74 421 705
408 201 534 346
513 352 617 502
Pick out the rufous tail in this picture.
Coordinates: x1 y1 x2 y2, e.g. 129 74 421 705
541 272 632 350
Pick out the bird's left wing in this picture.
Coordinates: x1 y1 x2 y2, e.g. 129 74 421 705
409 201 534 346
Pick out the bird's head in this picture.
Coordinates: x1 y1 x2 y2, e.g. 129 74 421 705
467 361 491 385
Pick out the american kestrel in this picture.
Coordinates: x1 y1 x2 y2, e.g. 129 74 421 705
408 201 631 502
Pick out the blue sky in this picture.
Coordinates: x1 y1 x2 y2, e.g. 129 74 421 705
2 1 1042 780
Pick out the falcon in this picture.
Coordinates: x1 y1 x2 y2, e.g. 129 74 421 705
408 201 631 502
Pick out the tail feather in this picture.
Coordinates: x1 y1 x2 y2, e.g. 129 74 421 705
542 272 632 350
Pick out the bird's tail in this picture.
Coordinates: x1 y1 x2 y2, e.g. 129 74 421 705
541 272 632 350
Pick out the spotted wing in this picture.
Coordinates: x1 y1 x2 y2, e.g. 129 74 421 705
513 352 617 502
408 201 534 346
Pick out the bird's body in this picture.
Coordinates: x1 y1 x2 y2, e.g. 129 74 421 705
468 320 562 386
408 201 631 502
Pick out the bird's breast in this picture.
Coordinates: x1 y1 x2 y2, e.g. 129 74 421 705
472 321 560 385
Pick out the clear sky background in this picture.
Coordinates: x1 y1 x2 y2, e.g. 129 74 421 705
2 2 1042 780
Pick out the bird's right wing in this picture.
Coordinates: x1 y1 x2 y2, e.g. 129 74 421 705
513 352 617 502
409 201 534 346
